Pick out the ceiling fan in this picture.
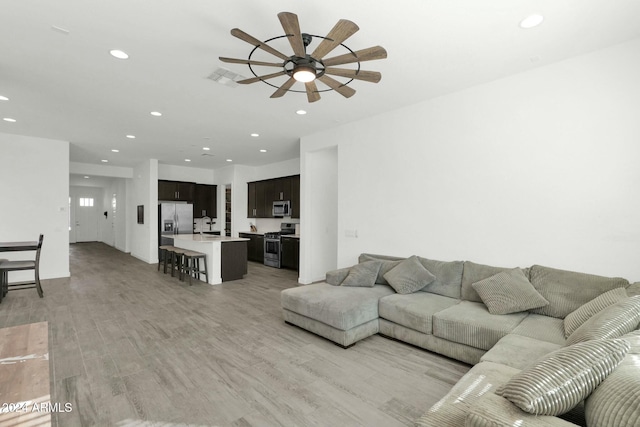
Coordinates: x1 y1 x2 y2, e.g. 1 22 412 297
219 12 387 102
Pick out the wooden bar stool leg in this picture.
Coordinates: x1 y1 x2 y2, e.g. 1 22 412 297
202 255 208 284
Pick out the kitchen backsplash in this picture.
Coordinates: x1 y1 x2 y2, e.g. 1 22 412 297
255 217 300 233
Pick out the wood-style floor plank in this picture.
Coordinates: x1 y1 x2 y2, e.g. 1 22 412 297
0 242 470 426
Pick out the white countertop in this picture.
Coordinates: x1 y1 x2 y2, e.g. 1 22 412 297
173 234 249 243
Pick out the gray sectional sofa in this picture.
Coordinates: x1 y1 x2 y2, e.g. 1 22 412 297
280 253 640 427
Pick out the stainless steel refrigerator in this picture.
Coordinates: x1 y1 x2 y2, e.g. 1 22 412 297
158 203 193 246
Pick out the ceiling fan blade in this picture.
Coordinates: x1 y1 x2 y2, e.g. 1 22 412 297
219 57 283 67
270 77 297 98
324 67 381 83
311 19 359 59
231 28 290 61
317 75 356 98
305 81 320 103
322 46 387 67
277 12 306 58
238 71 286 84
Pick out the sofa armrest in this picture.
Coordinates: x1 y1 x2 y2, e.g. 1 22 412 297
465 393 580 427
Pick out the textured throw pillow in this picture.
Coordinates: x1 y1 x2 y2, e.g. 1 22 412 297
340 260 381 287
563 287 628 338
566 295 640 346
471 269 549 315
496 339 630 416
326 267 350 286
359 254 403 285
383 255 436 294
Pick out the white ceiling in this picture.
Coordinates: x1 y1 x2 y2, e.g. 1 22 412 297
2 0 640 170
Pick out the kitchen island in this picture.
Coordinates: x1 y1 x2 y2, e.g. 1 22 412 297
172 234 249 285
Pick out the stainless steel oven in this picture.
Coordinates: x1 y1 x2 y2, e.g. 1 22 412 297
264 233 281 268
263 223 296 268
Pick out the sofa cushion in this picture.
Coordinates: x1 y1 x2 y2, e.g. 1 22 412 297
325 267 350 285
461 261 530 303
417 257 464 299
465 393 580 427
566 295 640 345
383 255 436 294
497 339 630 416
480 334 562 370
563 287 628 338
378 292 459 335
472 269 548 315
280 283 395 331
584 331 640 427
341 260 381 288
433 301 528 351
627 282 640 297
415 361 521 427
511 314 566 346
528 264 629 319
359 253 403 285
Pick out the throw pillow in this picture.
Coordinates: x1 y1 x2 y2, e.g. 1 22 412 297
359 254 403 285
383 255 436 294
325 267 350 286
340 260 381 288
496 339 630 416
566 295 640 346
563 287 628 338
471 269 549 315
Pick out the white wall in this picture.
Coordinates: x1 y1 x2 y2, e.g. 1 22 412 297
0 133 70 280
158 164 214 185
301 39 640 282
299 147 338 283
129 159 158 263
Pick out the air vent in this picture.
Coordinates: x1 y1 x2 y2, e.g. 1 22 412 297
201 153 215 157
207 68 245 87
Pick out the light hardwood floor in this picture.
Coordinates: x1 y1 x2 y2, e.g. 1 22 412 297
0 242 469 426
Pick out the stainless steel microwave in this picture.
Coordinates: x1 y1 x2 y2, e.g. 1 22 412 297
273 200 291 217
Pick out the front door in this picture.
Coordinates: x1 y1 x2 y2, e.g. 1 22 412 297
72 195 99 242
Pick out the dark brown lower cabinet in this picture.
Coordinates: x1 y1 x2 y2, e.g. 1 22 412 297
281 237 299 271
239 233 264 263
221 241 248 281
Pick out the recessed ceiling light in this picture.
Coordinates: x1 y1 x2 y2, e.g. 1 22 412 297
520 14 544 29
296 110 307 115
150 111 162 117
84 176 90 179
126 135 136 139
250 133 259 137
109 49 129 59
185 159 191 162
3 118 16 122
0 95 8 101
203 147 210 151
260 149 267 153
101 159 108 163
226 159 233 162
111 149 120 153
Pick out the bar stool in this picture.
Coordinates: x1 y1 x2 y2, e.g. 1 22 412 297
158 245 175 274
0 234 44 298
182 250 208 285
170 248 186 279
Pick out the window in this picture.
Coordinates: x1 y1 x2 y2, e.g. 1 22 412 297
79 197 94 207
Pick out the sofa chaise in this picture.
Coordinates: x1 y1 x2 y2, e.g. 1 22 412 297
280 253 640 427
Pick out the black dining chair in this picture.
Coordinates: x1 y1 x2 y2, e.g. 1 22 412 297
0 234 44 298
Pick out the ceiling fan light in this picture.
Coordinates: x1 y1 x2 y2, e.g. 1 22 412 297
293 66 316 83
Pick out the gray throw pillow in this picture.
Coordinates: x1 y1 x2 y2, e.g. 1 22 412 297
472 269 548 315
340 260 381 288
383 255 436 294
326 267 350 286
563 287 628 338
566 295 640 345
496 339 630 416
